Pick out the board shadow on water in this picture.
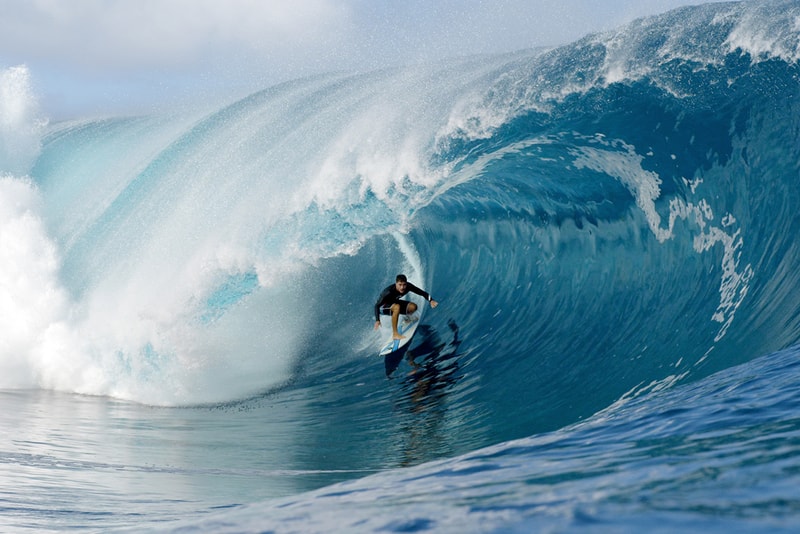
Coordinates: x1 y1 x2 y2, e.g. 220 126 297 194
384 320 468 467
384 319 463 379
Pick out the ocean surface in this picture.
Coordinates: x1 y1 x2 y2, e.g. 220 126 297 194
2 1 800 532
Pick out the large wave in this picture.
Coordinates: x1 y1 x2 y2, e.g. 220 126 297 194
1 0 799 447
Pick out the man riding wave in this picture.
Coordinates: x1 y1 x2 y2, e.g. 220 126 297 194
374 274 439 340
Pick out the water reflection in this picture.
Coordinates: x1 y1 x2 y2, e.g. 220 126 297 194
384 319 462 379
386 320 465 466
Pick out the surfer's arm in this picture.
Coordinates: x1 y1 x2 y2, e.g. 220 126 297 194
374 286 391 322
406 283 435 305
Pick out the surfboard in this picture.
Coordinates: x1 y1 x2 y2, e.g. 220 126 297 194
378 311 421 357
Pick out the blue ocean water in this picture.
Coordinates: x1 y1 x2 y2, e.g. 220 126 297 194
1 1 800 531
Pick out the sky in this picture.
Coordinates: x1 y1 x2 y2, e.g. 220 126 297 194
0 0 723 119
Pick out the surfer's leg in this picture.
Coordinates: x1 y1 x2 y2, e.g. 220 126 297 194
400 302 419 327
391 303 405 340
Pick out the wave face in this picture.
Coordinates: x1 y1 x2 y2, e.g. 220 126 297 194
2 0 800 413
2 2 800 528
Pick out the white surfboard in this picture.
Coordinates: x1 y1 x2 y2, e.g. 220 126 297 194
378 306 422 357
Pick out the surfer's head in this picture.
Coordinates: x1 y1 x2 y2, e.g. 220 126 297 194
395 274 408 292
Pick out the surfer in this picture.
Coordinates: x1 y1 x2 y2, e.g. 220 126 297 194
374 274 438 340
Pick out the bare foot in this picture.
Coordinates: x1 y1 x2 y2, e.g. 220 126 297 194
392 332 406 340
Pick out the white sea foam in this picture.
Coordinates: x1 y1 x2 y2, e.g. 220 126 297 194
0 65 46 175
0 175 69 388
0 66 67 389
722 3 800 62
0 66 302 405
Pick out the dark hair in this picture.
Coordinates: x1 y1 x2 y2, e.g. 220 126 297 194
396 274 407 283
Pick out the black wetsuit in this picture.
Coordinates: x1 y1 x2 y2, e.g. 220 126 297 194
374 282 431 322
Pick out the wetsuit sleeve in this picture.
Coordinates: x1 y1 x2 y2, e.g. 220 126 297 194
374 286 392 321
406 282 431 303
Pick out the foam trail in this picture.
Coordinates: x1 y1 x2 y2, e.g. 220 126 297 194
393 232 425 290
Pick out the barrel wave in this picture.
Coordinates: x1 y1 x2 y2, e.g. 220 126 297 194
2 1 800 531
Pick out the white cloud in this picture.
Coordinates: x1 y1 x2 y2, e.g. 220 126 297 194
0 0 721 73
0 0 723 117
0 0 353 71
